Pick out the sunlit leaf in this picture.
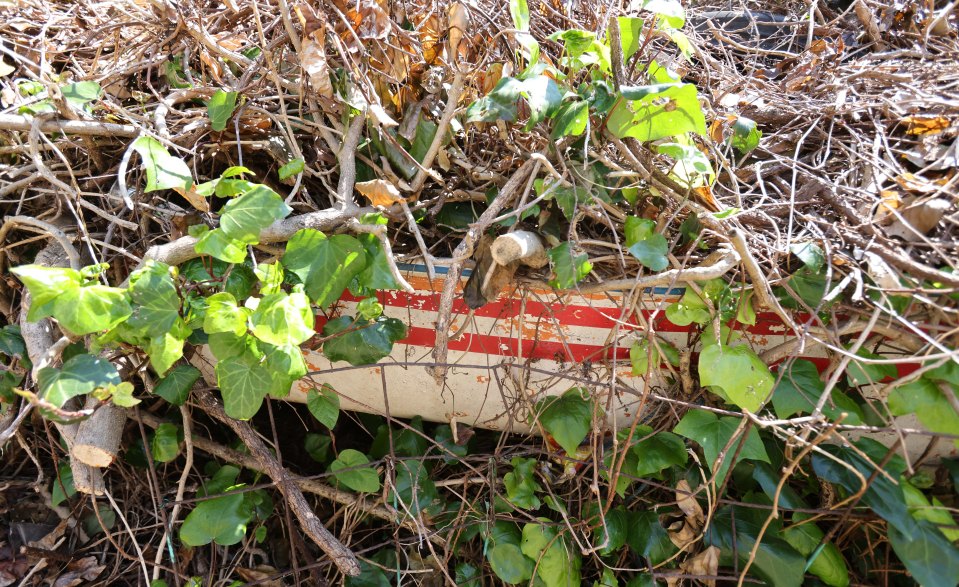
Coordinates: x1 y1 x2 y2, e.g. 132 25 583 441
132 136 193 192
329 449 380 493
207 90 238 132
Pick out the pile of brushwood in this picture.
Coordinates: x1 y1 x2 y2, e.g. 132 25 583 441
1 0 958 585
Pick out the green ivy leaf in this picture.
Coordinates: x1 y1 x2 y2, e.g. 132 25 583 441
203 292 249 336
0 324 27 362
607 83 706 142
705 506 804 587
656 142 714 187
131 136 193 192
146 328 186 374
51 462 76 507
698 343 774 412
329 449 380 493
216 355 271 419
782 514 849 587
523 75 562 131
254 262 284 295
250 290 314 347
194 227 248 263
38 354 121 408
509 0 530 31
845 347 897 387
10 265 82 320
631 430 687 477
521 523 582 587
322 315 406 366
641 0 685 28
503 456 542 510
901 481 959 541
625 216 669 271
278 157 305 181
674 409 769 485
282 230 368 307
789 242 825 272
53 284 132 335
465 77 524 123
154 365 201 405
889 520 959 587
390 460 441 518
180 491 253 547
772 360 863 423
62 81 102 112
206 90 238 132
730 116 761 154
889 378 959 447
547 243 591 289
353 233 400 292
262 343 306 398
533 388 593 455
151 423 181 463
586 504 628 556
629 339 680 375
665 287 711 326
304 432 331 462
219 184 291 244
488 543 534 585
626 510 677 566
550 100 589 139
616 16 646 61
307 384 340 429
127 261 181 337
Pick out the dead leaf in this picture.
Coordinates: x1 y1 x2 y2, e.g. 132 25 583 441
347 0 391 40
52 556 104 587
356 179 403 207
0 60 14 77
675 480 704 529
894 172 943 194
299 14 334 99
448 3 469 61
680 546 720 587
667 518 699 551
235 565 283 587
885 197 951 241
173 186 211 213
902 115 951 136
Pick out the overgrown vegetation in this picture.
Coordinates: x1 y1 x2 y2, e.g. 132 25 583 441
1 0 958 585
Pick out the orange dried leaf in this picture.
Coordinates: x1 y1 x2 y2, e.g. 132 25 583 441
356 179 403 207
173 186 211 213
902 115 951 135
448 3 469 62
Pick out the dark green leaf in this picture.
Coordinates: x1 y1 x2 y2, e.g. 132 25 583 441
465 77 524 123
329 449 380 493
207 90 238 132
307 384 340 429
39 354 121 408
282 230 368 307
626 510 677 565
522 75 562 130
632 431 687 477
51 462 76 507
488 543 534 585
772 360 863 423
889 520 959 587
180 492 253 546
674 409 769 484
548 243 591 289
782 514 849 587
390 460 441 518
322 315 406 366
504 456 542 510
154 365 200 405
304 432 331 462
533 387 593 455
551 100 589 139
151 422 181 463
730 116 761 154
705 506 804 587
845 348 897 387
789 242 825 272
0 324 27 360
355 233 400 291
625 217 669 271
216 355 271 419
